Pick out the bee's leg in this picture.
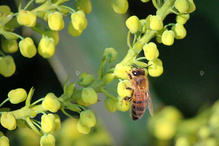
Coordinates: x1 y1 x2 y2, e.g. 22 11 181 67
123 87 134 102
126 71 132 79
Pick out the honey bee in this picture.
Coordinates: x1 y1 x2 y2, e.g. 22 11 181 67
124 67 154 120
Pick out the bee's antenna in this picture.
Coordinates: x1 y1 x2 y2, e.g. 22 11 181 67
145 64 152 68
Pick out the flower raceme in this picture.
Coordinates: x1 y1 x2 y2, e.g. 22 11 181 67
17 10 36 27
19 37 37 58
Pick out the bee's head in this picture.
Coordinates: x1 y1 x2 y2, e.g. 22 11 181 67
132 68 145 76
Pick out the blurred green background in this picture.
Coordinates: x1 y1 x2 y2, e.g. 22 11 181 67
0 0 218 145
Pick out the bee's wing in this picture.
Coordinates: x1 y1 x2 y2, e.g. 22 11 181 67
147 90 154 117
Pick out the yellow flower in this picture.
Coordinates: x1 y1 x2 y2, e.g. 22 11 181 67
1 112 16 130
42 93 60 112
154 120 176 140
40 134 55 146
17 10 36 27
54 114 61 131
1 38 18 53
0 55 16 77
171 23 187 39
116 96 130 112
104 98 117 113
126 15 141 34
41 114 55 133
43 30 59 46
38 36 55 58
8 88 27 104
112 0 129 14
150 15 163 31
175 0 189 13
79 110 96 127
75 0 92 14
0 136 9 146
68 21 83 37
161 30 175 46
19 37 37 58
81 87 97 104
148 58 163 77
76 120 90 134
117 80 132 98
103 47 118 63
71 11 87 30
143 42 159 61
48 12 64 31
78 72 95 87
176 14 190 25
102 73 115 85
175 137 190 146
114 63 131 79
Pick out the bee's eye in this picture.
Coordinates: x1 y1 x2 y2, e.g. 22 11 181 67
133 71 139 76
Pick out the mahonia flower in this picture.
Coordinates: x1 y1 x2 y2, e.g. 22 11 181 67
161 30 175 46
116 96 130 112
76 97 90 107
103 47 118 63
112 0 129 14
43 30 59 46
81 87 97 104
1 38 18 53
0 55 16 77
79 110 96 127
17 10 36 27
41 114 56 133
40 134 55 146
8 88 27 104
42 93 60 112
176 14 190 25
54 114 61 131
143 42 159 61
48 12 64 31
148 58 163 77
102 73 115 85
71 11 87 30
68 21 83 37
104 98 117 113
75 0 92 14
38 36 55 58
28 109 37 118
78 72 95 87
171 23 187 39
149 15 163 31
76 120 90 134
0 136 9 146
19 37 37 58
1 112 16 130
114 64 131 79
126 15 141 34
117 80 132 98
175 0 189 13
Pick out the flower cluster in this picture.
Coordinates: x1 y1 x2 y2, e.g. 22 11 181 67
0 0 92 77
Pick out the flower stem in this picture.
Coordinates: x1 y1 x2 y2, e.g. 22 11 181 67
0 98 9 108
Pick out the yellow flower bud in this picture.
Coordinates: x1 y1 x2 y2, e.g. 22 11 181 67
140 19 147 33
154 120 176 140
0 55 16 77
28 109 37 118
175 0 189 13
198 126 210 139
187 0 196 13
116 96 130 112
126 15 141 34
117 80 132 98
8 88 27 104
17 10 36 27
0 136 9 146
103 47 118 63
75 0 92 14
68 21 83 37
78 72 95 87
1 38 18 53
104 98 117 113
150 15 163 31
79 110 96 127
81 87 97 104
148 58 163 77
71 11 87 30
175 137 190 146
102 73 115 85
43 30 59 46
41 114 55 133
161 30 175 46
48 12 64 31
1 112 16 130
112 0 129 14
54 114 61 131
171 23 187 39
42 93 60 112
176 14 190 25
76 97 90 107
76 120 90 134
38 36 55 58
114 63 131 79
143 42 159 61
40 134 55 146
65 82 76 97
19 37 37 58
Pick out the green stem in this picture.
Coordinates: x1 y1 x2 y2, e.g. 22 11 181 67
23 0 35 10
100 88 118 101
31 98 44 107
26 117 41 135
59 5 76 13
61 108 76 119
0 98 9 108
18 0 22 11
98 59 106 79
